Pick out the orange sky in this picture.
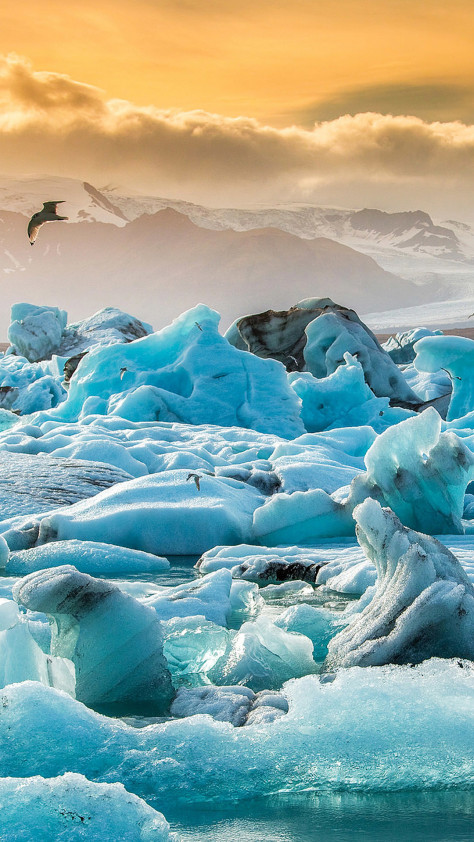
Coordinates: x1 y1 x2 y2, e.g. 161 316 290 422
1 1 474 218
2 0 474 125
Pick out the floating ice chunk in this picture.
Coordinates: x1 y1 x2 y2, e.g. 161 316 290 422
225 298 336 367
7 303 152 363
255 409 474 544
289 353 413 433
303 307 420 405
275 603 346 661
228 579 262 614
198 543 329 583
0 353 66 414
6 540 169 576
325 499 474 669
260 580 315 599
316 555 377 595
0 598 74 694
269 422 373 494
3 661 474 797
414 334 474 421
213 614 316 691
35 470 265 556
57 306 152 357
0 773 172 841
0 535 9 569
7 303 67 362
163 616 230 679
145 569 234 625
402 362 451 408
54 304 304 439
254 485 353 546
383 327 443 364
171 685 255 725
0 450 132 521
357 407 474 534
14 566 173 715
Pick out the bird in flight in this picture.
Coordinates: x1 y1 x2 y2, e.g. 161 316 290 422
186 473 202 491
27 201 68 245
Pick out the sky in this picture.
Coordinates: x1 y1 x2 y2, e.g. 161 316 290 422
1 0 474 218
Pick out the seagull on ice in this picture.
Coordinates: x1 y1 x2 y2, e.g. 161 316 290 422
27 201 68 245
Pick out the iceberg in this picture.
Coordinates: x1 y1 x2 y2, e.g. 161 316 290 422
0 597 74 694
52 304 305 439
1 662 474 799
0 353 66 414
355 407 474 534
7 302 152 362
0 773 172 841
7 303 68 363
227 298 420 406
254 408 474 545
14 566 174 715
211 614 317 691
383 327 443 364
289 353 413 434
414 334 474 421
325 498 474 669
32 469 265 556
5 540 169 576
303 307 420 405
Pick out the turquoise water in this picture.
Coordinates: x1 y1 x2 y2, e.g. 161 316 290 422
167 791 474 841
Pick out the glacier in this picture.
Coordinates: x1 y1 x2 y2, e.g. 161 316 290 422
0 298 473 839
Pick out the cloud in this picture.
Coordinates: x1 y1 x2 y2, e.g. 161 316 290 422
292 82 474 127
1 55 474 217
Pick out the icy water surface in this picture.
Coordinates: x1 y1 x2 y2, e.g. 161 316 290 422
169 791 474 841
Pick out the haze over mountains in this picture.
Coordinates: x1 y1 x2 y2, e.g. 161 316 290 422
0 175 472 338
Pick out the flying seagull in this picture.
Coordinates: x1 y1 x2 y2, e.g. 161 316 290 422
186 473 202 491
27 201 68 245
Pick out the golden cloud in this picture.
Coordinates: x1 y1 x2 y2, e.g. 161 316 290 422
1 55 474 213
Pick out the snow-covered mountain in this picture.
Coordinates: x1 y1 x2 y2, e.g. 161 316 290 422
102 188 474 295
0 176 128 227
0 175 471 338
0 206 421 339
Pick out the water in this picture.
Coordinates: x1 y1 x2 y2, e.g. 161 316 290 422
167 791 474 841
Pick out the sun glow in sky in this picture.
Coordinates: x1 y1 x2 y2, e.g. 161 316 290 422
4 0 474 123
1 1 474 215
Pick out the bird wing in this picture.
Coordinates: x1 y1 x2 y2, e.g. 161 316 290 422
42 201 65 213
27 218 42 244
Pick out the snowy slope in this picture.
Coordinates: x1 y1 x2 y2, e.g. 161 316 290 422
102 188 474 296
0 175 127 226
0 204 422 338
0 175 471 338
